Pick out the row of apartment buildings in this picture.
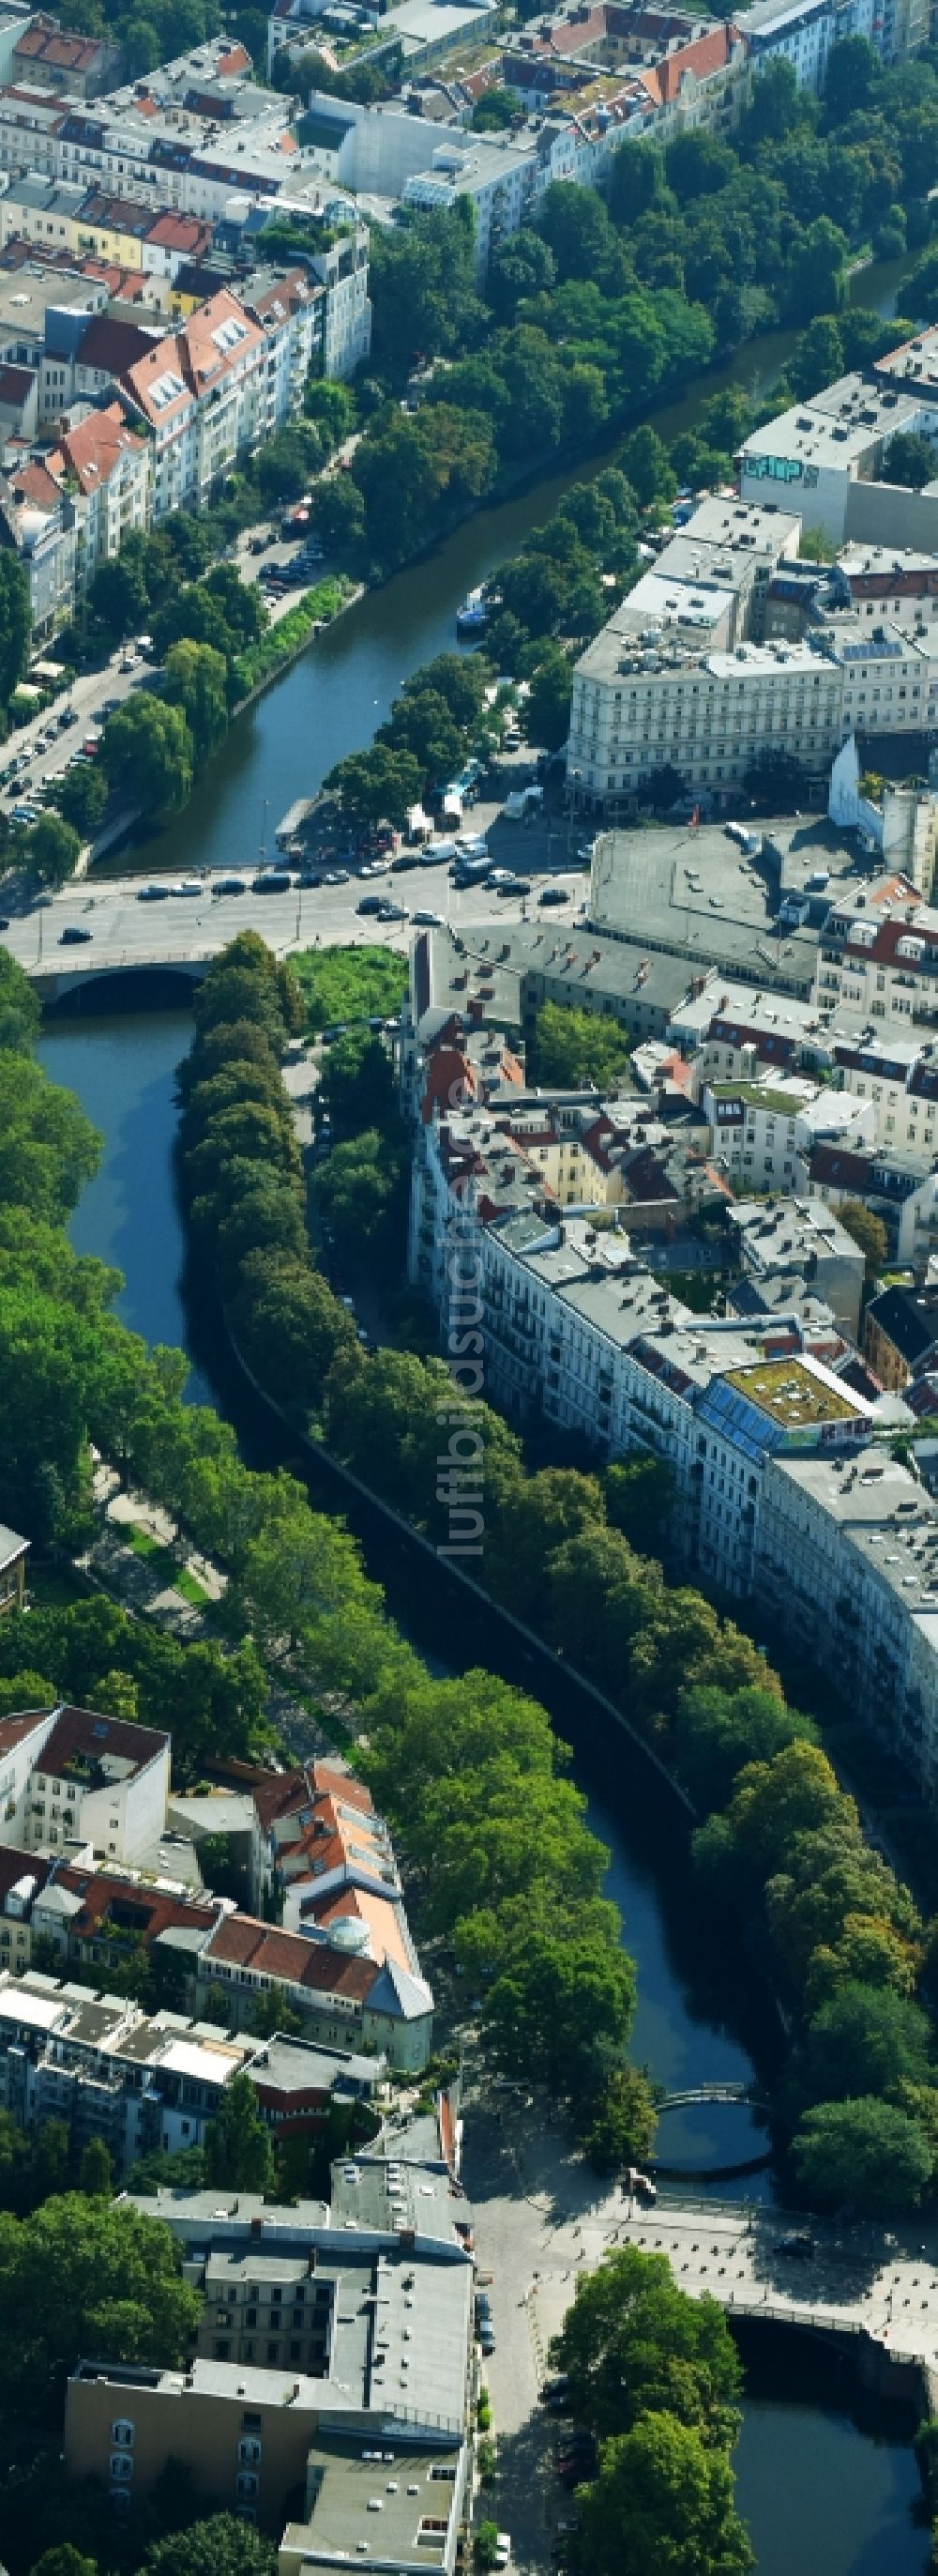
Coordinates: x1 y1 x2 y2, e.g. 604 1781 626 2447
0 237 368 628
271 0 928 273
0 1704 433 2074
567 473 938 818
403 920 938 1790
64 2167 475 2564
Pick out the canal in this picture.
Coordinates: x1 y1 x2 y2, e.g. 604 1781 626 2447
38 995 929 2576
38 248 931 2568
98 253 915 885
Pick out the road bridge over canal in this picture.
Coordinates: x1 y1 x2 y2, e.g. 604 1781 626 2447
611 2198 938 2398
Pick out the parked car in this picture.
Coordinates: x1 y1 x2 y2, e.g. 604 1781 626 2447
137 881 171 900
539 884 569 906
376 901 408 922
497 876 532 898
413 908 444 927
494 2536 511 2569
0 916 9 932
248 532 270 554
774 2233 814 2259
356 894 384 915
251 870 292 893
58 705 78 726
323 868 350 885
539 2377 570 2405
213 876 246 896
172 879 204 896
59 924 92 944
11 804 38 824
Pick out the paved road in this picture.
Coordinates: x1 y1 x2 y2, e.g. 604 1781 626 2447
461 2091 635 2576
0 851 587 979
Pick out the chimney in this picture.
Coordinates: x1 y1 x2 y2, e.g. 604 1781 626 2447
250 2215 263 2236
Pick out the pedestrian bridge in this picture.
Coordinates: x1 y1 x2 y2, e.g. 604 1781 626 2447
618 2198 938 2402
658 2084 771 2114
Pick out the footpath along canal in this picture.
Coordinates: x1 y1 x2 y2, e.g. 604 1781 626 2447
36 249 935 2569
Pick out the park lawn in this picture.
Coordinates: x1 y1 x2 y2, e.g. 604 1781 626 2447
127 1523 208 1606
293 942 408 1035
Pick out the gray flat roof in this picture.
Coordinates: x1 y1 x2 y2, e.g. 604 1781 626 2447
281 2433 466 2571
588 819 862 994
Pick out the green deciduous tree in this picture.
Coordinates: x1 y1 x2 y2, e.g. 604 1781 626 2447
139 2521 277 2576
51 758 108 836
325 743 422 831
529 1001 630 1090
792 2095 933 2210
100 695 194 820
837 1198 887 1283
0 950 39 1053
164 639 230 763
204 2071 274 2193
522 646 573 752
0 2195 200 2401
0 555 31 707
573 2410 753 2576
552 2243 743 2445
27 814 81 888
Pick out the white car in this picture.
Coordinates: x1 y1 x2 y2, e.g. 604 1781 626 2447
494 2537 511 2569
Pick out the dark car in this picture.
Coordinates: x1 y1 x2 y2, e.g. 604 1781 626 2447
539 884 569 906
775 2233 814 2259
497 876 532 898
0 916 8 932
377 901 408 922
356 894 384 916
251 871 292 894
137 881 170 900
214 876 247 896
59 924 93 944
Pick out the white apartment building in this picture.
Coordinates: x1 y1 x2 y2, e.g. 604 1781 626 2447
47 399 149 591
402 132 538 274
757 1447 938 1791
734 0 927 89
0 1703 170 1866
570 511 938 814
814 875 938 1029
704 1071 874 1200
738 367 938 550
569 627 844 808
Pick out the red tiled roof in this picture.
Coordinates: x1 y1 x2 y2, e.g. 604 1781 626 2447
146 212 212 252
57 1865 218 1943
49 399 144 495
15 23 105 69
204 1911 376 1999
641 22 738 106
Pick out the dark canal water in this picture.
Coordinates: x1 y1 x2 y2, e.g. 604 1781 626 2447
36 250 931 2568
